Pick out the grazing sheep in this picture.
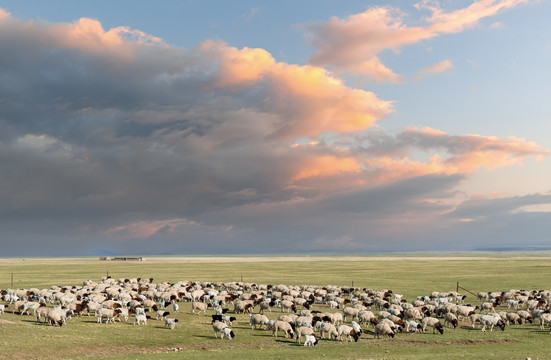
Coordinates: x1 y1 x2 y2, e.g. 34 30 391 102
422 317 444 334
280 300 297 313
480 302 496 314
156 310 170 320
272 320 295 338
191 301 209 315
374 322 395 338
337 325 360 342
405 320 421 333
358 311 378 328
96 308 122 324
517 310 534 324
444 313 459 329
134 314 149 325
296 326 315 344
456 305 477 321
36 306 51 323
318 322 339 340
481 315 506 332
350 321 363 336
212 320 235 339
249 313 270 330
505 312 524 325
164 318 178 329
303 334 318 346
47 308 65 327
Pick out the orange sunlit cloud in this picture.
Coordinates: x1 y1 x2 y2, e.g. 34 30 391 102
306 0 528 79
291 155 361 181
202 41 393 139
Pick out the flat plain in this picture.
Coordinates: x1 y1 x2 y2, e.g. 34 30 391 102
1 254 551 359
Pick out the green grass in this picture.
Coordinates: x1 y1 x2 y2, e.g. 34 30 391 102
1 255 551 359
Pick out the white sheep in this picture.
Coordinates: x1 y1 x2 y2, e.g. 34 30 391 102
318 322 339 340
405 320 421 333
165 318 179 329
481 314 505 332
295 325 315 344
303 334 318 346
444 313 459 329
539 313 551 331
134 314 149 325
156 310 170 320
0 304 7 315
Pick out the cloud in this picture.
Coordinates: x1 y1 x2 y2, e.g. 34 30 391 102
305 0 528 79
0 8 547 256
417 60 453 76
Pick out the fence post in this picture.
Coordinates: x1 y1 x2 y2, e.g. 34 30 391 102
457 281 459 293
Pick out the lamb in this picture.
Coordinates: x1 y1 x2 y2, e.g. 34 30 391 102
303 334 318 346
272 320 296 338
172 302 179 313
212 320 235 339
0 304 7 314
405 320 421 333
164 318 178 329
481 314 506 332
374 322 395 338
191 301 209 315
156 310 170 320
444 313 459 329
422 317 444 334
337 325 360 342
134 314 149 325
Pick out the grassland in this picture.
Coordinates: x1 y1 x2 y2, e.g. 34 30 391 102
1 254 551 359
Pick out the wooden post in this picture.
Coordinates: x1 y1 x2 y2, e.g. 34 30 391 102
457 281 459 293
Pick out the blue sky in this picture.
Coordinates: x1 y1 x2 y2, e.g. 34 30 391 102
0 0 549 256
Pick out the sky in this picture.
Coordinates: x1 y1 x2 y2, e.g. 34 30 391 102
0 0 550 256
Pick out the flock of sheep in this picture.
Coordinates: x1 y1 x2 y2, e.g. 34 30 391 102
1 276 551 347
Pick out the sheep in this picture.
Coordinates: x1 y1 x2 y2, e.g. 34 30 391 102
172 302 179 313
249 313 270 330
296 326 315 344
456 305 477 321
342 306 360 322
0 304 7 315
134 314 149 325
517 310 534 324
96 308 122 324
191 301 209 315
358 311 378 328
303 334 318 346
212 320 235 339
164 318 178 329
481 314 506 332
272 320 296 338
258 300 276 314
469 313 482 328
47 307 65 326
374 322 395 338
444 313 459 329
480 302 496 314
539 313 551 331
280 300 297 313
422 317 444 334
351 321 363 336
318 322 339 340
405 320 421 333
505 312 524 325
156 310 170 320
337 325 360 342
404 308 423 322
36 306 51 323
